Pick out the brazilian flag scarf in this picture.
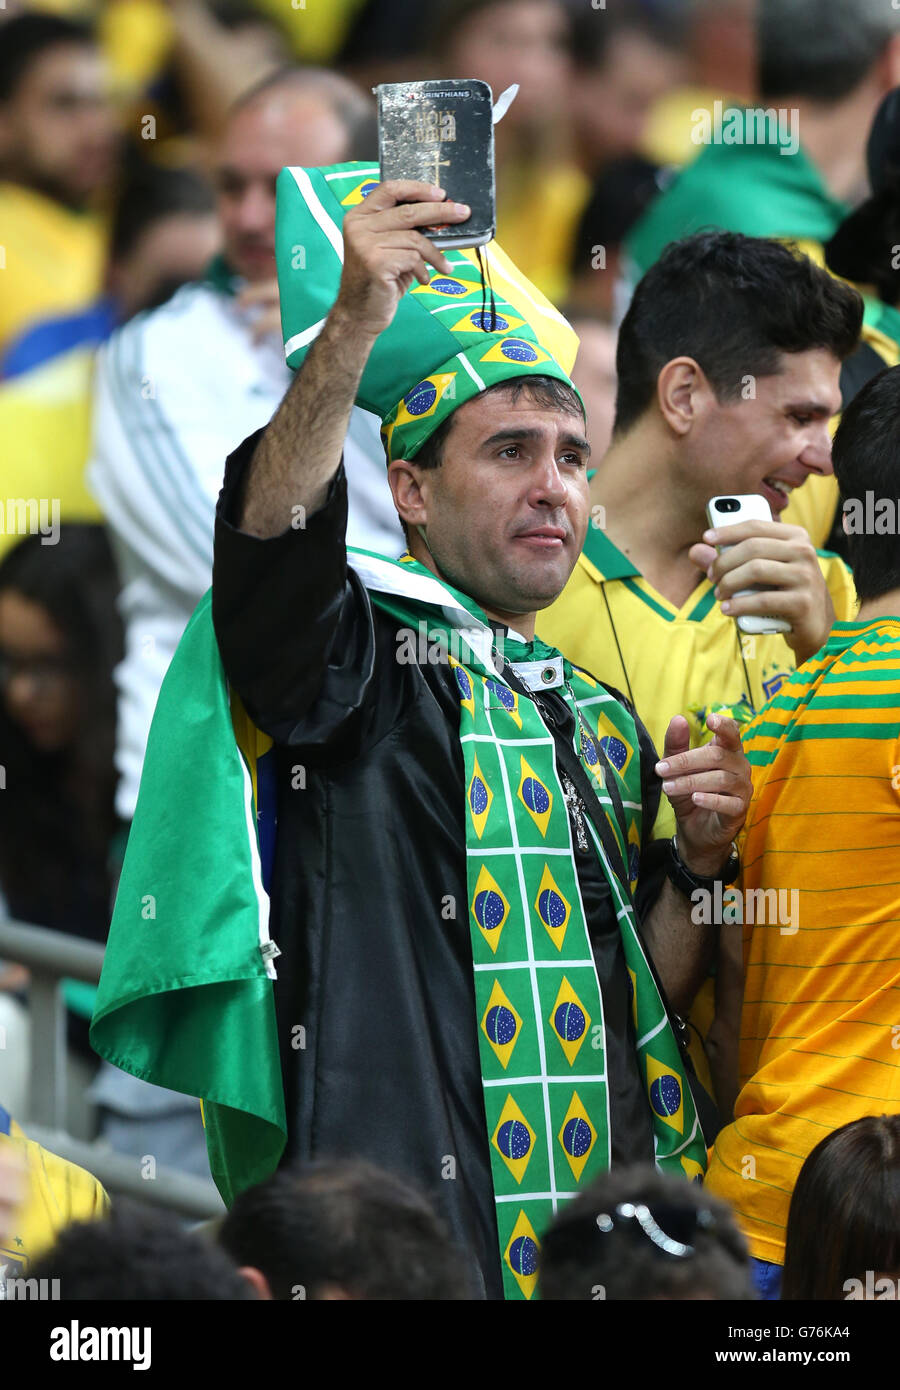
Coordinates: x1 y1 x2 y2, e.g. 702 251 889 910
91 548 706 1300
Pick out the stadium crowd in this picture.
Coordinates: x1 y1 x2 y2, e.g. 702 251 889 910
0 0 899 1307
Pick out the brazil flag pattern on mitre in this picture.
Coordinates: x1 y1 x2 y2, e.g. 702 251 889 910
275 162 581 461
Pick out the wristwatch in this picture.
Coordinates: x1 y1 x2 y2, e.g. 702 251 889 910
666 835 740 899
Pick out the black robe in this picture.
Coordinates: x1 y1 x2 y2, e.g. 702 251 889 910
212 430 670 1299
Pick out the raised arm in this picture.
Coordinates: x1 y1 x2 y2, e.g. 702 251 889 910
211 181 469 741
235 180 468 538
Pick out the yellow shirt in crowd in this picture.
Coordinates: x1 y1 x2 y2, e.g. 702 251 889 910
0 1110 109 1274
704 619 900 1263
0 183 106 359
537 523 857 792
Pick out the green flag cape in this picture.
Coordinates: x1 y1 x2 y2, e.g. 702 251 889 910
91 551 707 1300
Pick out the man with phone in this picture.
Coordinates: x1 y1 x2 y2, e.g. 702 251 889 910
536 231 862 1115
93 174 752 1300
538 232 861 777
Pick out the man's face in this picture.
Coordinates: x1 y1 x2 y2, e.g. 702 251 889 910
0 43 118 206
676 348 843 523
447 0 571 127
216 92 350 282
392 390 591 624
0 590 80 752
573 30 686 164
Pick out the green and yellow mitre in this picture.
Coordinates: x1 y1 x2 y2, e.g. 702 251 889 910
274 161 581 462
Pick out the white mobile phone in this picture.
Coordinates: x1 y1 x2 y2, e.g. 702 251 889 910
705 494 791 636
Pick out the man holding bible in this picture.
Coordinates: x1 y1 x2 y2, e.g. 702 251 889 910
92 167 751 1300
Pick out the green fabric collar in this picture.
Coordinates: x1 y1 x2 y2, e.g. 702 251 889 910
581 526 641 581
392 552 571 670
827 616 900 647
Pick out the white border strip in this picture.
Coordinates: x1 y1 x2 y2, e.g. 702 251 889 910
288 167 344 262
457 352 486 392
236 747 276 980
284 317 327 358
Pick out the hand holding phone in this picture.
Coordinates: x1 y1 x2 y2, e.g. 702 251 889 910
704 495 792 636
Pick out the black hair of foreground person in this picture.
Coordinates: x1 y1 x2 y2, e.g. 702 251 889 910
218 1159 474 1299
614 231 862 438
28 1200 257 1299
831 363 900 601
782 1115 900 1301
537 1164 755 1301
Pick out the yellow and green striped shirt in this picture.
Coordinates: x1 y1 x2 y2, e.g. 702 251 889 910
704 618 900 1263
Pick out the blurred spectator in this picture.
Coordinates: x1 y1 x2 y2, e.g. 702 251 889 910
565 310 618 462
2 161 219 381
0 160 220 564
0 14 119 357
826 85 900 314
29 1198 256 1300
639 0 754 169
85 66 397 1182
0 1103 108 1278
0 527 123 1075
782 1116 900 1301
704 366 900 1301
567 156 666 319
625 0 900 552
568 8 687 180
537 1163 755 1300
219 1160 473 1299
0 527 122 947
428 0 584 302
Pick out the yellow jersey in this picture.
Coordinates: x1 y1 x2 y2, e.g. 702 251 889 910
0 1109 109 1273
537 523 857 783
0 183 106 357
704 619 900 1263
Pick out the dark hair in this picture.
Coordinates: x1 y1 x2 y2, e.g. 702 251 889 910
824 87 900 305
427 0 545 60
571 157 664 277
782 1115 900 1300
413 374 584 470
759 0 900 103
219 1159 473 1299
537 1164 755 1301
829 364 900 602
0 526 123 940
614 232 863 436
568 6 685 71
110 164 216 265
230 65 377 162
0 14 96 104
29 1200 256 1300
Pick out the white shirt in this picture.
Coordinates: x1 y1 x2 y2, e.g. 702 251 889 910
88 278 402 819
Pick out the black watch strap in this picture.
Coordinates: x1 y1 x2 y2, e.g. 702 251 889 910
667 835 740 900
